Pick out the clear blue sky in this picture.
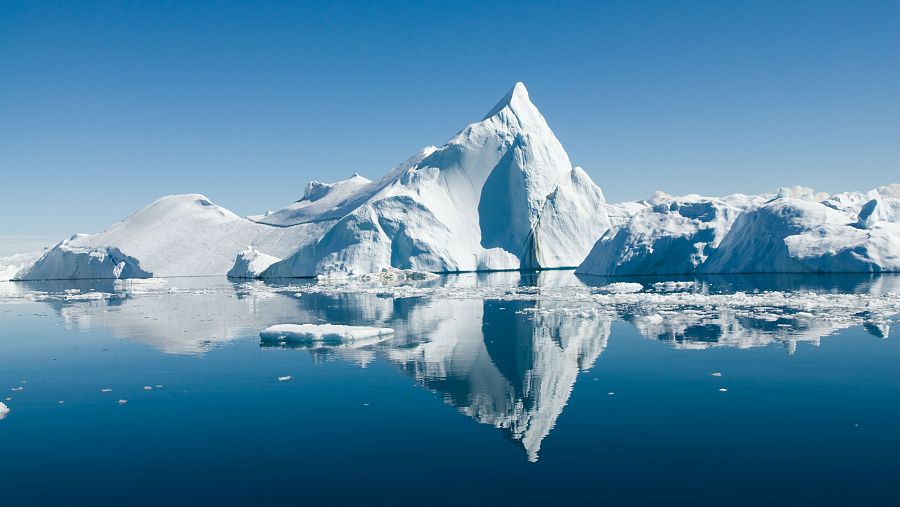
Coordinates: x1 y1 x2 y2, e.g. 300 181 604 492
1 0 898 255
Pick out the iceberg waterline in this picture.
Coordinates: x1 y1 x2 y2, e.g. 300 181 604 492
2 82 897 280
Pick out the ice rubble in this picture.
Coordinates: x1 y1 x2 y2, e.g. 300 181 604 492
578 185 900 276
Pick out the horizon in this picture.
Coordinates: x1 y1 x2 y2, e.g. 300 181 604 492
2 1 898 255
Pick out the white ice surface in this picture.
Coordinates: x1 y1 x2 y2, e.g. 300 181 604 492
262 82 612 277
579 186 900 275
18 194 329 279
260 324 395 344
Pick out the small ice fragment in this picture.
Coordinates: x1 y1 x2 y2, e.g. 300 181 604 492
278 375 293 382
11 387 23 392
363 403 370 406
711 372 722 377
607 392 615 396
143 386 152 391
58 400 65 404
718 388 728 392
100 388 112 393
117 399 128 405
155 385 164 388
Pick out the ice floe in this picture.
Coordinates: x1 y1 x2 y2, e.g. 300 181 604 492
260 324 394 345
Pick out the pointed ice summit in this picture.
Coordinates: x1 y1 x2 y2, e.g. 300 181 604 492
261 82 611 277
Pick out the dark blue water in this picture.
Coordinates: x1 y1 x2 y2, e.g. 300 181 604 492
1 272 898 506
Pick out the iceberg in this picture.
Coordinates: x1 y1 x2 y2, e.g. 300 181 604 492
13 83 612 280
7 81 898 280
18 194 329 280
0 401 8 420
0 250 45 281
578 185 900 275
261 82 612 277
226 246 282 279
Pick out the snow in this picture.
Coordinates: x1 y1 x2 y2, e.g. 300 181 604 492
579 185 900 275
0 401 8 420
260 324 394 345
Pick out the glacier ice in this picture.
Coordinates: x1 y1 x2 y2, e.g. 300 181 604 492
16 194 329 280
226 246 282 279
11 83 613 280
261 82 612 277
578 186 900 275
4 82 898 280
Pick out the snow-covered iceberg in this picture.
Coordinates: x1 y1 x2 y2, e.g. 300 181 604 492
261 82 612 277
578 185 900 275
17 194 328 280
13 83 612 280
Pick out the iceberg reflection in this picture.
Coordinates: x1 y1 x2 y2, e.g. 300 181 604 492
3 271 897 460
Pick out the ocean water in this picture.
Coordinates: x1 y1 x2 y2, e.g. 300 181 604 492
1 271 898 506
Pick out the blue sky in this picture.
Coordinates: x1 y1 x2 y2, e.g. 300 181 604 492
1 0 898 255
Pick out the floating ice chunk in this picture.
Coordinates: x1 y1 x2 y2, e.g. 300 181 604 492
653 281 696 292
711 372 722 377
0 401 9 420
596 282 643 294
260 324 394 345
10 387 23 392
143 386 153 391
117 399 128 405
277 375 293 382
100 388 113 393
719 388 728 392
227 246 282 279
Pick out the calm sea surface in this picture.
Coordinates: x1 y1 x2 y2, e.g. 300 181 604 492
1 272 898 506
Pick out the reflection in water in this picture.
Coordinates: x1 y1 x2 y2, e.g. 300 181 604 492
2 271 898 461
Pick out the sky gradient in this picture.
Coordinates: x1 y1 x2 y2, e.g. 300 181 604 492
1 0 898 255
